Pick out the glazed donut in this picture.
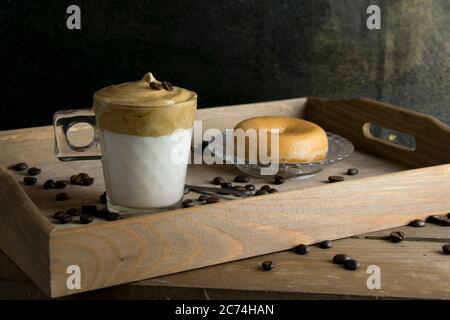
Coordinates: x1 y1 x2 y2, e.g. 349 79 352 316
233 116 328 163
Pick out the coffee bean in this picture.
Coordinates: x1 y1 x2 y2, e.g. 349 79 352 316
82 177 95 186
105 211 121 221
70 174 83 185
81 205 98 215
23 176 37 185
245 184 256 191
206 196 220 204
409 219 425 228
333 254 351 265
442 244 450 254
319 240 333 249
260 185 271 191
55 192 68 201
198 194 209 202
268 188 278 193
43 179 56 189
13 162 28 171
328 176 344 183
294 244 309 255
58 213 73 224
55 180 68 189
390 231 406 243
344 259 360 271
66 208 81 216
212 176 225 185
221 182 233 188
80 214 94 224
162 81 173 91
235 175 249 183
261 260 275 271
441 219 450 227
100 192 107 204
232 185 246 191
255 189 268 196
27 167 41 176
78 173 89 180
53 210 65 219
149 82 163 90
274 175 286 185
347 168 359 176
426 215 446 224
182 199 195 208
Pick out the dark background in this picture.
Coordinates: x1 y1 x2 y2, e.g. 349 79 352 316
1 0 449 130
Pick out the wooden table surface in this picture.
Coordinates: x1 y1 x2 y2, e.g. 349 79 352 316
0 123 449 300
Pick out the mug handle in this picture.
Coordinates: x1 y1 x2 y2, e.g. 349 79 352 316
53 108 102 161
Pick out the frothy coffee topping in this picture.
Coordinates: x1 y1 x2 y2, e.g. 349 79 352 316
94 72 197 137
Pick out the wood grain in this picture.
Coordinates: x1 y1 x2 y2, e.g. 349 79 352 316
305 97 450 168
0 97 450 298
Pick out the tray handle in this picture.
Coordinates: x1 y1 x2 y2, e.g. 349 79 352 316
305 97 450 168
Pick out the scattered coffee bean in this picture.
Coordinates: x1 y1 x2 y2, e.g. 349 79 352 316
55 192 68 201
149 82 163 90
81 205 98 215
66 208 81 216
182 199 195 208
55 180 68 189
234 175 249 183
100 192 107 204
268 188 278 193
105 211 121 221
344 259 360 271
70 174 83 185
442 244 450 254
294 244 309 255
260 185 271 191
221 182 233 188
333 254 351 265
198 194 209 202
27 167 41 176
212 176 225 185
83 177 95 186
319 240 333 249
13 162 28 171
328 175 345 183
274 175 286 185
426 215 446 224
162 81 173 91
80 214 94 224
232 185 246 191
347 168 359 176
255 189 268 196
390 231 406 243
58 213 73 224
206 196 220 204
23 176 37 185
409 219 425 228
53 210 65 219
261 261 275 271
245 184 256 191
78 173 89 180
43 179 56 189
441 219 450 227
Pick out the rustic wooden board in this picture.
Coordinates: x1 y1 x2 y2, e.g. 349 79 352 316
1 97 450 298
2 235 450 299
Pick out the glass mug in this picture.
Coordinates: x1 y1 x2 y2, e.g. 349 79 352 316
53 73 197 214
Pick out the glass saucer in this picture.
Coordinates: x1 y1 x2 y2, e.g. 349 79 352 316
207 132 354 179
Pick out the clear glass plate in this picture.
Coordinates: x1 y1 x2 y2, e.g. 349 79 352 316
207 132 354 179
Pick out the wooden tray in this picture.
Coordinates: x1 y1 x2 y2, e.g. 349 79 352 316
1 97 450 298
